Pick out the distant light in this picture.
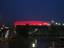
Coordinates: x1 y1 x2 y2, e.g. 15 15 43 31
55 22 61 25
32 43 36 47
1 27 3 30
58 23 61 25
34 28 38 32
63 23 64 26
51 20 55 23
55 22 58 25
48 23 51 26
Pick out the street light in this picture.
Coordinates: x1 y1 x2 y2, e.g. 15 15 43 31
55 22 61 25
32 39 37 48
55 22 58 25
32 43 36 48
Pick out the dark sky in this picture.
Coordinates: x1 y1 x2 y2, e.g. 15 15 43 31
0 0 64 24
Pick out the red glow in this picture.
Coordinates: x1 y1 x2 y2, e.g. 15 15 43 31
14 21 49 27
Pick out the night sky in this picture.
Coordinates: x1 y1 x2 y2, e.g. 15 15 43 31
0 0 64 24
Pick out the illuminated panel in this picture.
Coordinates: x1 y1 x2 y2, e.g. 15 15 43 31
14 21 49 27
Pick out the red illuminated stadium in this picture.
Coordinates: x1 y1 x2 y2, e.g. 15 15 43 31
14 21 49 27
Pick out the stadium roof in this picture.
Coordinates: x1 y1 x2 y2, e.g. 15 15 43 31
14 21 49 26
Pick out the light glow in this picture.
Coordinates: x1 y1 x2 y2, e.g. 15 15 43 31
55 22 61 25
48 23 51 26
58 23 61 25
32 43 36 47
14 21 49 27
55 22 58 25
63 23 64 26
